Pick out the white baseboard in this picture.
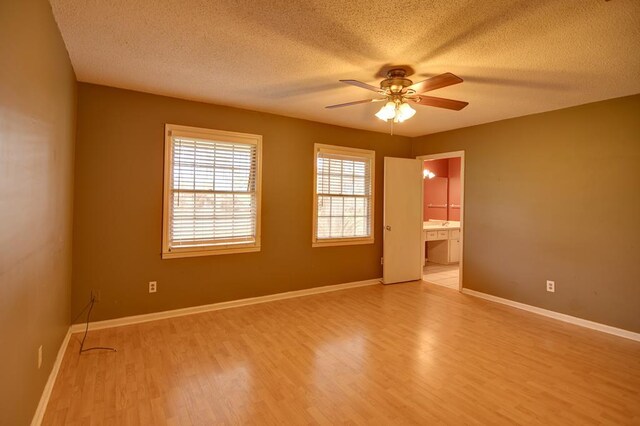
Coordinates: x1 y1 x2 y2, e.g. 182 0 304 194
461 288 640 342
31 326 72 426
70 278 382 333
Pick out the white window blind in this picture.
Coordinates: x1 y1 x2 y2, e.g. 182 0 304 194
315 146 374 243
163 125 261 257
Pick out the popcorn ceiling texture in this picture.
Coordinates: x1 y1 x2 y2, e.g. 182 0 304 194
49 0 640 136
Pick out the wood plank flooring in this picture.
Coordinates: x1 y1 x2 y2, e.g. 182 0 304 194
43 282 640 425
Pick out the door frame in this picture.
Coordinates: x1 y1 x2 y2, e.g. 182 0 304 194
417 150 465 291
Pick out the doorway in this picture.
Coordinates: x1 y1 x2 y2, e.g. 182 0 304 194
417 151 464 291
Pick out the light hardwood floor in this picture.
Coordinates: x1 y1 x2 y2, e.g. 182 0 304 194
43 282 640 425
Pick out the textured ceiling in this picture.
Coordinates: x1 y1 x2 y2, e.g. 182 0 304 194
50 0 640 137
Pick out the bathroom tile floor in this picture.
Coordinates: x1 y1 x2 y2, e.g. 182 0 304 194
423 262 460 289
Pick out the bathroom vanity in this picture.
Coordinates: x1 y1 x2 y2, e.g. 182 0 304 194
422 221 460 265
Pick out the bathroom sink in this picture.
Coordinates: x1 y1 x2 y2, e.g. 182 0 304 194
423 221 460 230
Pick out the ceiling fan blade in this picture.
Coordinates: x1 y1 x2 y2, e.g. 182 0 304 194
409 95 469 111
339 79 383 93
408 72 463 94
325 99 379 109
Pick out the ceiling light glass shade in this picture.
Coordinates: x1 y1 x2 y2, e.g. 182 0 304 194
396 102 416 122
375 101 397 121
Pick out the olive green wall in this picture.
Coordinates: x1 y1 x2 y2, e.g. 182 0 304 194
73 87 639 333
0 0 77 424
413 94 640 332
72 83 412 322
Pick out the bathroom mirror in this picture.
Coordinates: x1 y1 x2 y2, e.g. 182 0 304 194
423 158 461 221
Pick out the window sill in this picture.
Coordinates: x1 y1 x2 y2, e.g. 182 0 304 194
162 245 260 259
312 238 374 248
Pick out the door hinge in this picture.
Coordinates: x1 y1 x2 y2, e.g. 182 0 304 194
380 257 384 265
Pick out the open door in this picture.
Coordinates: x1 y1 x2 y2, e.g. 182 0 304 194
383 157 423 284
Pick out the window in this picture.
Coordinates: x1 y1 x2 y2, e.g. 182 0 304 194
162 124 262 258
313 144 375 247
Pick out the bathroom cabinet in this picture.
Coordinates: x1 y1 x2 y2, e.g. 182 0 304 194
423 227 460 265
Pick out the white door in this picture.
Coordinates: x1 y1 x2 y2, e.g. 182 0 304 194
383 157 423 284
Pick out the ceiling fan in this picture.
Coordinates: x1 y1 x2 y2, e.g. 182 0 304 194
326 68 468 123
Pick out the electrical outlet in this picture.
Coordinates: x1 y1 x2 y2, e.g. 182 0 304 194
91 289 101 302
546 280 555 293
149 281 157 293
38 345 42 369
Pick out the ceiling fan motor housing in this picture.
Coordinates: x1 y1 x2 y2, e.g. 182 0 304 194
380 69 413 94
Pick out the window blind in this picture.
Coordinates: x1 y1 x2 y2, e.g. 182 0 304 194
169 136 258 250
316 150 373 240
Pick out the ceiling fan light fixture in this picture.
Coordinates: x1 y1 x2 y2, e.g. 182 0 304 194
375 101 397 121
396 102 416 122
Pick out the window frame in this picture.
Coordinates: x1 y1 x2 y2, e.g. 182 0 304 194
162 124 262 259
312 143 375 248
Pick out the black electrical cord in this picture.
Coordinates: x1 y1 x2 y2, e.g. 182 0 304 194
72 298 93 324
77 294 117 354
